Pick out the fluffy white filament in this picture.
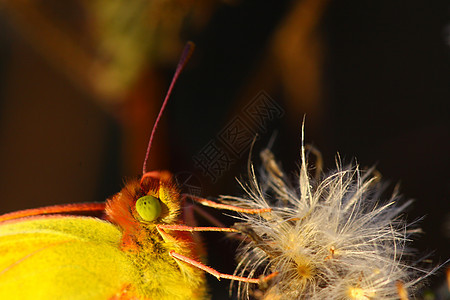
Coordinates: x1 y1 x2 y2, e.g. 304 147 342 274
223 138 434 300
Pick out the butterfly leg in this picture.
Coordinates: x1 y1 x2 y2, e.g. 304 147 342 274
183 201 228 228
183 199 246 241
169 250 278 283
183 194 271 214
157 224 238 233
181 195 263 241
156 224 239 269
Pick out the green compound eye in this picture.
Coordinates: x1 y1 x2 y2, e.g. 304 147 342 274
136 195 162 221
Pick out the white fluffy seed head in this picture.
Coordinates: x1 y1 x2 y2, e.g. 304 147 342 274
224 140 436 300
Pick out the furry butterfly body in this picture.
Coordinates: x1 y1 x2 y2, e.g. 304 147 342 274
0 176 206 300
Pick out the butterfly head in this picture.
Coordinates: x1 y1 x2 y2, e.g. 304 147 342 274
106 171 181 233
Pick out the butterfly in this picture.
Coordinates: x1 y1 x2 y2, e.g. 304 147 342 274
0 42 271 300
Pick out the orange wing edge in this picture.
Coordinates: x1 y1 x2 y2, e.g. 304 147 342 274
0 203 106 223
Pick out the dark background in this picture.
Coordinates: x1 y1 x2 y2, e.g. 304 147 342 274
0 1 448 299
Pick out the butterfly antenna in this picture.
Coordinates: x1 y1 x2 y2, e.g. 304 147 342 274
142 42 195 174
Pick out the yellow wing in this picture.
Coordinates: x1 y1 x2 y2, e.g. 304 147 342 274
0 216 138 299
